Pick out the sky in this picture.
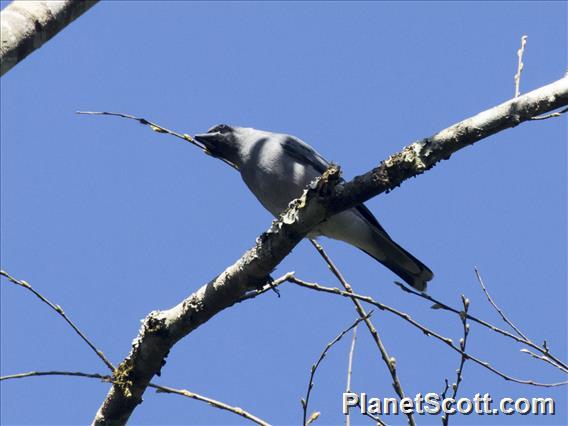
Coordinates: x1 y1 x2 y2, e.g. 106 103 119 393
0 1 566 425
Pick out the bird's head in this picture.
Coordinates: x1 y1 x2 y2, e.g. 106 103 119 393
195 124 268 170
194 124 243 169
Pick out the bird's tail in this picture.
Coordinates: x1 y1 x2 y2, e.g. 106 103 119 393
360 231 433 292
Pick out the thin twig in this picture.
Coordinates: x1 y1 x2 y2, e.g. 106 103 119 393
442 296 471 426
76 110 201 148
236 272 294 303
309 239 416 426
474 268 528 340
288 275 567 388
1 371 270 426
531 106 568 120
514 35 528 97
345 326 358 426
1 370 112 382
302 314 371 426
150 383 270 426
250 271 567 380
393 281 568 372
0 270 115 372
520 349 568 373
440 379 450 400
76 111 239 171
305 412 320 425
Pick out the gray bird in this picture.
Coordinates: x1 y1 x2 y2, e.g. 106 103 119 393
194 125 433 291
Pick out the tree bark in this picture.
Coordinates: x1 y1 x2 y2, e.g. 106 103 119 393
93 76 568 425
1 0 98 76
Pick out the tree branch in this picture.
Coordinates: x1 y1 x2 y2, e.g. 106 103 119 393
345 326 357 426
302 314 370 426
309 239 414 426
514 35 528 97
394 281 568 372
287 276 566 387
91 76 568 424
149 383 270 426
441 296 471 426
1 371 269 426
0 269 115 371
1 0 98 76
474 268 527 340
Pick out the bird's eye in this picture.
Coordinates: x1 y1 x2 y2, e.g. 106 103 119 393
208 124 232 134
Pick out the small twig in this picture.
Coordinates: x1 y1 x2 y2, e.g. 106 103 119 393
1 370 112 382
305 412 320 425
76 110 201 147
1 371 270 426
288 275 567 387
302 314 371 426
520 349 568 373
393 281 568 372
442 296 471 426
440 379 450 400
236 272 294 303
474 268 528 339
345 326 358 426
309 239 415 426
0 270 115 372
76 111 238 170
514 35 528 97
531 106 568 120
150 383 271 426
453 296 471 395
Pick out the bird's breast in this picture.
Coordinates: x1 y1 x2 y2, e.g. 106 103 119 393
240 156 318 217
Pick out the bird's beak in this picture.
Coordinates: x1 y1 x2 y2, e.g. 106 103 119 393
194 132 219 145
193 132 239 171
194 132 220 155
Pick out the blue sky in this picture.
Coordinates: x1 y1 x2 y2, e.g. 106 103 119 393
1 1 566 425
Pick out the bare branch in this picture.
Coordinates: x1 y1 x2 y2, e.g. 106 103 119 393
91 76 568 424
0 269 115 372
150 383 270 426
76 110 239 170
514 35 528 97
1 0 98 76
345 326 358 426
442 296 471 426
474 268 527 340
1 370 112 382
309 240 415 426
76 111 201 149
302 314 371 426
1 371 269 426
288 275 567 387
237 272 295 303
393 282 568 372
520 349 568 373
440 379 450 400
531 106 568 120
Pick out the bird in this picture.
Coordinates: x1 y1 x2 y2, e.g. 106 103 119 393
194 125 433 291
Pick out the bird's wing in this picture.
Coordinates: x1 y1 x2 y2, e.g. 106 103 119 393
281 136 330 174
279 133 431 290
280 135 392 238
354 203 391 237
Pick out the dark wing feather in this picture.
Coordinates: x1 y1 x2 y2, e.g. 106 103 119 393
281 136 329 174
281 135 391 237
280 134 431 289
355 204 391 237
